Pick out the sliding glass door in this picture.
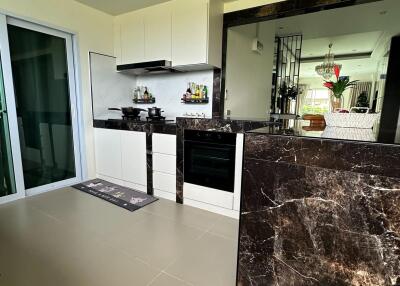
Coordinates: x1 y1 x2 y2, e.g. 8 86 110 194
0 54 16 198
0 14 82 197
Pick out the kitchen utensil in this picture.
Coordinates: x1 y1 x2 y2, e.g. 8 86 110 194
108 107 146 117
147 107 164 117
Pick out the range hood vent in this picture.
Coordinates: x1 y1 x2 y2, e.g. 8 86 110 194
117 60 179 75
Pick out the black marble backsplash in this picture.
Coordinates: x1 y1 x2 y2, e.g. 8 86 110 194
238 132 400 285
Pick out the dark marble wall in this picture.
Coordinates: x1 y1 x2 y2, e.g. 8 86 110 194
239 133 400 285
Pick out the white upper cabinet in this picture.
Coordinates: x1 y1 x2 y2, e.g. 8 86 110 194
116 11 145 65
143 2 172 62
114 0 222 67
171 0 223 68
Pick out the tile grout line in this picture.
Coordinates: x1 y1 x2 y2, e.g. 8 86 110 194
145 271 163 286
160 258 195 286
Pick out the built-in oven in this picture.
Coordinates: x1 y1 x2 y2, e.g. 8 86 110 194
184 130 236 193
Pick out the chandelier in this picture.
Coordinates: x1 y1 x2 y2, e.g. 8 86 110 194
315 43 342 80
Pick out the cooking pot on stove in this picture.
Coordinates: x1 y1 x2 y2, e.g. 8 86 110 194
147 107 164 118
108 107 146 117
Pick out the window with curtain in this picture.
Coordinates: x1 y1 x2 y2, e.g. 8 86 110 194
301 89 330 115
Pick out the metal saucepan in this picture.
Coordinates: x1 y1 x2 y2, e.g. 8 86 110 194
147 107 164 117
108 107 146 117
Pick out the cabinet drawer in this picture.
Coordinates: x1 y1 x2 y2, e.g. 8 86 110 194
154 189 176 201
153 153 176 175
153 171 176 193
153 134 176 155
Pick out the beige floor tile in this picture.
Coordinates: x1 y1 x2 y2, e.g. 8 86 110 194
0 199 160 286
0 188 238 286
208 216 239 240
149 273 191 286
109 212 205 270
26 188 148 237
165 233 238 286
142 199 222 231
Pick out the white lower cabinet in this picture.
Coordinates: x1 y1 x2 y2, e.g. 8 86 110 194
153 171 176 192
94 129 122 180
152 133 176 201
94 128 147 191
152 133 176 155
153 153 176 175
121 130 147 187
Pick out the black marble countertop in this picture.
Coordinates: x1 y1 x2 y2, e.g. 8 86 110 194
93 119 177 135
247 119 383 143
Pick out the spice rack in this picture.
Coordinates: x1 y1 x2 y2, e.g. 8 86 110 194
181 97 209 104
133 98 156 104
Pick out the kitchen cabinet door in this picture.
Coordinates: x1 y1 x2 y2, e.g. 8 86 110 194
153 153 176 175
94 128 122 180
121 131 147 187
153 134 176 155
171 0 208 66
119 12 145 64
144 2 172 61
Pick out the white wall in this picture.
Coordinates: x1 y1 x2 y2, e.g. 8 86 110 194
89 54 214 120
135 71 214 119
90 53 136 120
225 22 275 119
0 0 115 179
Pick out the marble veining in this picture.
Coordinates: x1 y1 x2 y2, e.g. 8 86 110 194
238 133 400 285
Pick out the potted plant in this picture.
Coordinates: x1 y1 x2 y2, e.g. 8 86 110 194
278 82 298 114
323 65 358 111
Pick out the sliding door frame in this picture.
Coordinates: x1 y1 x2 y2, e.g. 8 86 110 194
0 14 25 203
0 13 85 199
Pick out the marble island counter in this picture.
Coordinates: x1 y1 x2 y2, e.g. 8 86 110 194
93 117 400 285
238 130 400 286
247 119 382 143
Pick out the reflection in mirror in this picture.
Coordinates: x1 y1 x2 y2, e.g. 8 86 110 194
224 0 400 143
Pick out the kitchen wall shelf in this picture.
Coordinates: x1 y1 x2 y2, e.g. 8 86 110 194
133 98 156 104
181 98 209 104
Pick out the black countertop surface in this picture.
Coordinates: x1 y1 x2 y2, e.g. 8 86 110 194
247 119 382 143
93 117 399 144
93 119 177 135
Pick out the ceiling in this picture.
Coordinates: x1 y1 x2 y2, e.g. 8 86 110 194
74 0 235 15
74 0 171 15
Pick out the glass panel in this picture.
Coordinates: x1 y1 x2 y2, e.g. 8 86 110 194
0 54 16 197
7 24 76 189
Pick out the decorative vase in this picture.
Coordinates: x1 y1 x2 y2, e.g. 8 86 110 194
331 95 342 111
280 96 287 114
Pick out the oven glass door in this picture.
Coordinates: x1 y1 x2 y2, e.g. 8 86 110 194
184 140 236 192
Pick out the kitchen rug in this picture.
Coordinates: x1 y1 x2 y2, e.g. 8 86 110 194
72 179 158 212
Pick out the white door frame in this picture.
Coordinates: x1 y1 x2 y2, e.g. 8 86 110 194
0 14 25 203
0 14 84 200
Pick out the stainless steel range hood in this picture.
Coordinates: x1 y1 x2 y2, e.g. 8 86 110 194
116 60 179 75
